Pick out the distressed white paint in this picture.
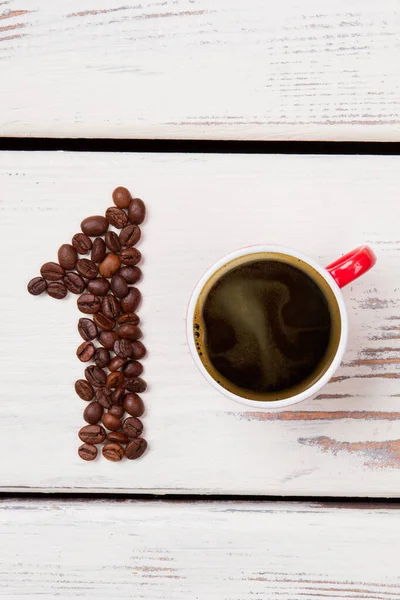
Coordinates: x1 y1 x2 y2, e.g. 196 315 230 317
1 0 400 140
0 151 400 495
1 499 400 598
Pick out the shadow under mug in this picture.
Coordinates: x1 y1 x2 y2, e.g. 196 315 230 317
187 245 376 409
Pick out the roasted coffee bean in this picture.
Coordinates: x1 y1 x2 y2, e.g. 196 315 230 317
125 377 147 393
99 253 121 278
108 404 125 419
77 341 95 362
75 379 94 401
128 197 146 225
111 386 125 405
40 262 65 281
85 365 107 387
123 361 143 378
114 339 133 359
122 416 143 439
107 431 129 444
72 232 92 254
58 244 78 270
102 294 120 319
87 278 110 296
120 247 141 266
81 215 108 236
123 393 144 417
63 272 86 294
49 279 69 298
95 386 113 408
120 287 141 313
125 438 147 459
93 312 116 331
117 312 140 326
27 277 47 296
78 443 98 461
99 330 119 350
109 356 127 372
119 324 142 341
76 258 98 280
131 341 146 360
83 401 104 424
77 293 101 314
94 347 111 369
119 224 141 247
107 371 125 388
102 442 124 461
91 237 106 263
102 412 122 431
78 318 98 341
105 231 121 253
110 274 129 298
47 282 68 299
106 206 128 229
119 266 142 284
79 424 106 444
112 186 132 208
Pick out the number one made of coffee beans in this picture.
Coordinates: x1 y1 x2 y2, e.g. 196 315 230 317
27 187 148 462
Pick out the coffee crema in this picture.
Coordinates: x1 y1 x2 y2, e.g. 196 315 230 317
194 252 341 401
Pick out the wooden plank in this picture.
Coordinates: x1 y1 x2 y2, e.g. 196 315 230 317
1 499 400 598
1 0 400 140
1 151 400 495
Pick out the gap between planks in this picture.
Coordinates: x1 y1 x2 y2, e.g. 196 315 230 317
1 138 400 154
2 492 400 506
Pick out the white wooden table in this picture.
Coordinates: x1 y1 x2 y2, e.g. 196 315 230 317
1 0 400 141
1 1 400 597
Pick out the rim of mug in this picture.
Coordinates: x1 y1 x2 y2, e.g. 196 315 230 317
186 244 349 409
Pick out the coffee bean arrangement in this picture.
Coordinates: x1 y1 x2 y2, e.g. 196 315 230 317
27 187 148 462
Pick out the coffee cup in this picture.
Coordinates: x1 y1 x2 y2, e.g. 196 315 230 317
187 245 376 408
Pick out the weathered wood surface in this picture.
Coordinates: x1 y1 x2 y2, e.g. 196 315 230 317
1 499 400 598
0 151 399 495
1 0 400 140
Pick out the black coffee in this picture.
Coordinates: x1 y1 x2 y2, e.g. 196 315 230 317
196 259 332 396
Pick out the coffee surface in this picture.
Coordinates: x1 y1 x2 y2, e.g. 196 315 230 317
198 260 331 395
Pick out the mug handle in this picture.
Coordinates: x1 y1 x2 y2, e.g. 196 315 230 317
326 246 376 288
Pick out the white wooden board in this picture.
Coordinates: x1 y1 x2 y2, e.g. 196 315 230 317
1 499 400 599
1 0 400 140
0 151 400 495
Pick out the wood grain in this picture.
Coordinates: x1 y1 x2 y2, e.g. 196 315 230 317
1 499 400 598
1 0 400 140
0 151 400 495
